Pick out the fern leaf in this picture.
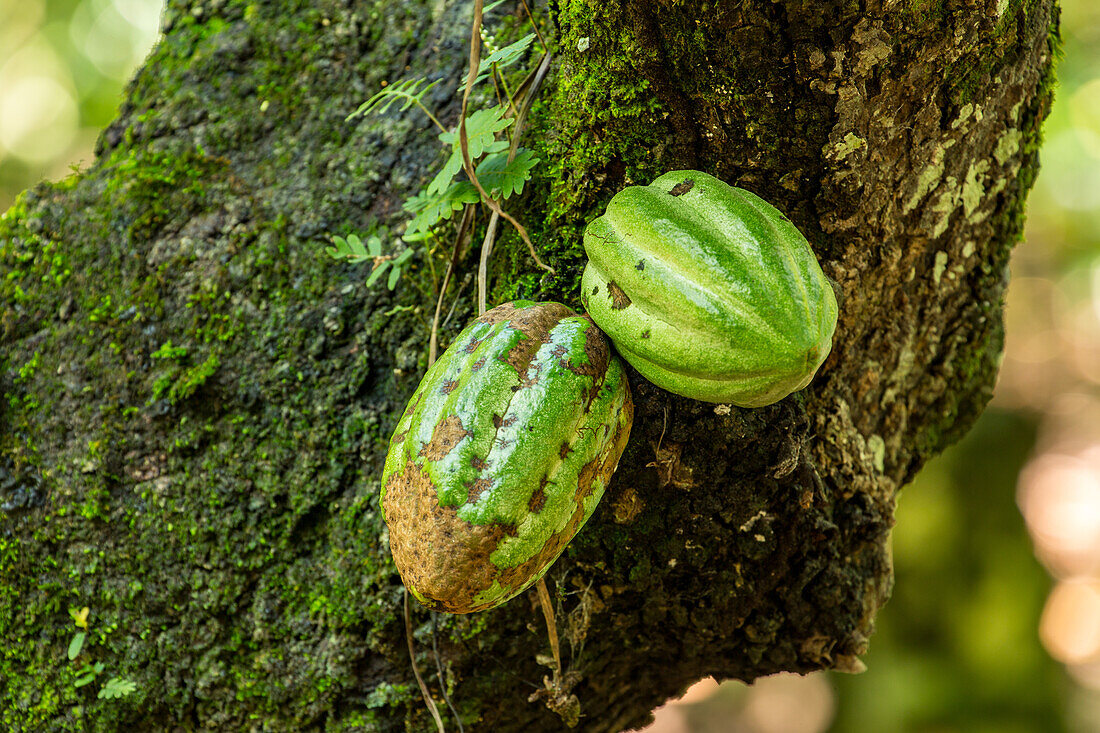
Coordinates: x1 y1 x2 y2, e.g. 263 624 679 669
429 108 511 196
426 147 467 197
403 182 479 238
98 677 137 700
466 106 514 158
481 33 536 74
475 149 539 200
348 78 440 120
327 234 379 263
438 106 513 160
365 261 390 288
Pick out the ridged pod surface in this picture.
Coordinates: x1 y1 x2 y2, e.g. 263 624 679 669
581 170 839 407
380 301 633 613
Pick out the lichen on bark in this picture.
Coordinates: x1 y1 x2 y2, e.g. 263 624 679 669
0 0 1058 730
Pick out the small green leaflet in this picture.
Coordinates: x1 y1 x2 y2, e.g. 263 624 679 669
74 661 105 687
372 248 415 290
404 183 480 239
475 149 539 200
67 631 86 661
438 107 513 159
459 33 537 90
98 677 137 700
326 233 381 263
426 147 467 198
347 78 440 120
70 606 90 629
327 234 415 290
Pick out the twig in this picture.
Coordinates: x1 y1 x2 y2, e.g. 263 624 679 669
430 206 474 366
490 65 508 124
443 273 472 329
520 0 547 51
459 0 553 275
425 234 440 301
477 214 500 316
476 51 554 315
429 263 452 369
432 613 465 733
405 592 446 733
510 52 552 160
418 102 449 136
657 403 668 453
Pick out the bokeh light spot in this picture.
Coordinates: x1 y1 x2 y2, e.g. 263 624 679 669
1019 449 1100 577
0 75 78 165
1040 579 1100 665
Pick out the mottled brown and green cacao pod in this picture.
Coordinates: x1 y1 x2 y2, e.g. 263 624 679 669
380 301 633 613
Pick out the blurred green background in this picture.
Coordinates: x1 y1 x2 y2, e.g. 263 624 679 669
2 1 1099 731
0 0 159 205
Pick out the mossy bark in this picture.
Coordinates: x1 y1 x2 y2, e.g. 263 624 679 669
0 0 1057 730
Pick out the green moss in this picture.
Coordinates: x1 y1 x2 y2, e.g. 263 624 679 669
0 0 429 722
473 4 672 308
100 147 228 242
945 0 1048 105
908 7 1059 478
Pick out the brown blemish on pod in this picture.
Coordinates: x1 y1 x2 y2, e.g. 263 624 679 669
606 281 632 310
668 178 695 196
418 415 468 461
383 462 519 614
478 301 576 375
528 478 548 514
466 477 493 504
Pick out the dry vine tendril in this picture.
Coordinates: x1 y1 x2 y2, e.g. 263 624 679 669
326 0 550 295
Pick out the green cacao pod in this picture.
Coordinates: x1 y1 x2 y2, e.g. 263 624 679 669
581 170 838 407
381 301 633 613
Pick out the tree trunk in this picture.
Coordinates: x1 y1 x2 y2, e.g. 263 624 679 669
0 0 1057 730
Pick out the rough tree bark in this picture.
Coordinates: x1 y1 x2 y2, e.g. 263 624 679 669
0 0 1057 730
